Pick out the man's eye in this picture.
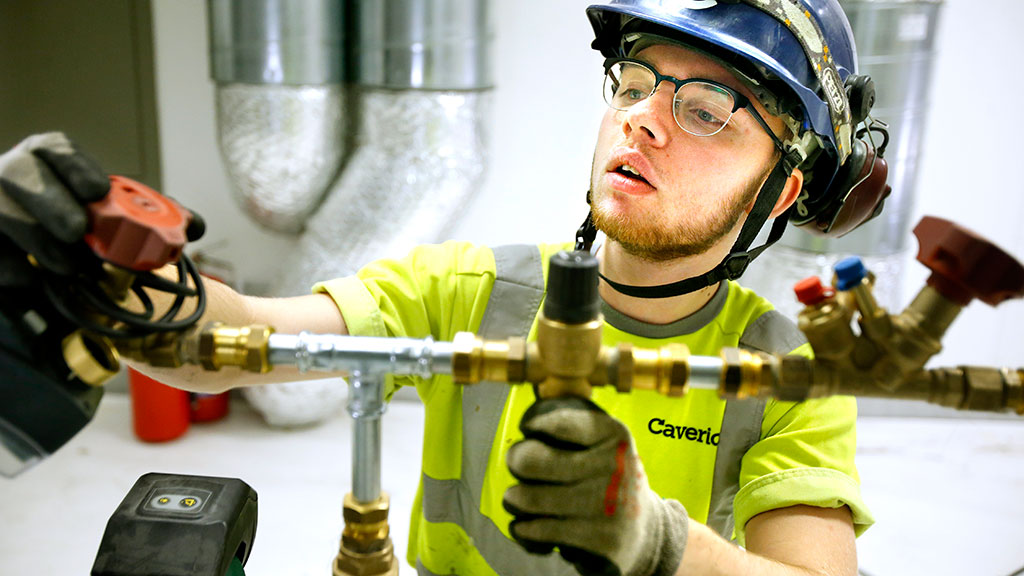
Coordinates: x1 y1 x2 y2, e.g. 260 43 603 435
677 104 728 128
695 109 725 125
624 88 647 101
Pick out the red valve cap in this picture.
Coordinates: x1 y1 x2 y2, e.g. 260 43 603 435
84 176 192 271
794 276 834 306
913 216 1024 306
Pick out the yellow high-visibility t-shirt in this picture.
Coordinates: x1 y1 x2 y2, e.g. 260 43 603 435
315 241 873 574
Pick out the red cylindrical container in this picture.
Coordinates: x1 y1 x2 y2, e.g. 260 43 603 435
128 368 190 442
190 392 230 422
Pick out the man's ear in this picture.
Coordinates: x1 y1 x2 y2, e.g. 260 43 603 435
769 167 804 219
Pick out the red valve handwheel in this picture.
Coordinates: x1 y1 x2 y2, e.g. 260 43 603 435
84 176 192 271
913 216 1024 306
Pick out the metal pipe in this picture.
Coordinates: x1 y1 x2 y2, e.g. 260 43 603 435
689 356 724 391
352 0 493 90
267 332 456 376
257 0 493 427
208 0 344 85
347 370 384 503
207 0 347 234
271 0 493 298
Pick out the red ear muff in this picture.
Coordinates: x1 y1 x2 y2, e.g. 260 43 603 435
796 138 892 238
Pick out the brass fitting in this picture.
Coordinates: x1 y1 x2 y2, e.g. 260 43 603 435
451 332 527 384
535 316 603 399
334 493 398 576
617 342 689 397
196 322 273 373
796 296 857 365
115 331 191 368
916 366 1024 414
880 286 960 377
451 331 693 399
61 330 120 387
1012 369 1024 415
98 263 137 302
719 348 768 399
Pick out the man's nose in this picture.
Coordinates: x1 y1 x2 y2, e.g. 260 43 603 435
621 85 674 147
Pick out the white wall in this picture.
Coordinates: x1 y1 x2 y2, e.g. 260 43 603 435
151 0 1024 371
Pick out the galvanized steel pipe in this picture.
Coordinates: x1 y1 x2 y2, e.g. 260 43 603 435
351 0 493 90
265 332 456 502
266 333 456 376
207 0 347 234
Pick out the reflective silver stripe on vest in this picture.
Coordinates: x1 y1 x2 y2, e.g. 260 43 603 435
420 245 576 575
706 309 808 538
417 558 440 576
705 398 764 538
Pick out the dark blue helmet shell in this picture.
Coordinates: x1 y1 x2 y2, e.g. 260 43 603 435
587 0 858 164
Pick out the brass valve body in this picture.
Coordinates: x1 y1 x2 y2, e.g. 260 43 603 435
535 316 603 398
451 332 692 398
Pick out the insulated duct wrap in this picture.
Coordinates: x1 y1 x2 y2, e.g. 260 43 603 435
243 0 493 427
271 89 492 298
245 89 490 426
208 0 346 234
215 85 345 233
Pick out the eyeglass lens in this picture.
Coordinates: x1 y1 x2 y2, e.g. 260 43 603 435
603 61 737 137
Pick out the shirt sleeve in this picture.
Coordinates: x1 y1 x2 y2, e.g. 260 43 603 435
732 345 874 544
313 241 497 339
311 241 498 396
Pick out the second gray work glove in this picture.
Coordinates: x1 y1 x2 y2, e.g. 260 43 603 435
0 132 110 285
503 396 689 576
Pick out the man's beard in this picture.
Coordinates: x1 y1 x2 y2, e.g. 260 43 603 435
591 159 777 263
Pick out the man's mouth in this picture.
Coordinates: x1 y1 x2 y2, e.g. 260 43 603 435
613 164 651 186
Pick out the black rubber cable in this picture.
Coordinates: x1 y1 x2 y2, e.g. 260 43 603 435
42 253 207 339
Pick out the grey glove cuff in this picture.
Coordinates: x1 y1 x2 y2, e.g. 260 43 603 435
650 499 689 576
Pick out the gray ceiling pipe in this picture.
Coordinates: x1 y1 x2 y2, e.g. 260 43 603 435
208 0 347 234
745 0 944 318
247 0 494 427
271 0 493 298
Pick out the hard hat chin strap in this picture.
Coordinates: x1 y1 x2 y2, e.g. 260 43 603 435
579 152 799 299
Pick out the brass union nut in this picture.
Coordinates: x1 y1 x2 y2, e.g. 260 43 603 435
342 493 391 554
197 323 272 373
334 536 398 576
343 493 390 525
451 332 482 383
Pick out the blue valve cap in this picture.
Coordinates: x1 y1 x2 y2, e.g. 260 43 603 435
835 257 867 291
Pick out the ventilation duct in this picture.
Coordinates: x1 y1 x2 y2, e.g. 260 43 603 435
272 0 493 297
224 0 494 426
208 0 347 234
745 0 944 319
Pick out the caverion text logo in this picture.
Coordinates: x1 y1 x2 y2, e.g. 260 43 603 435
648 418 720 446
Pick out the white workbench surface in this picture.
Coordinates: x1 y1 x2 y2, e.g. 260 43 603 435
3 393 1024 576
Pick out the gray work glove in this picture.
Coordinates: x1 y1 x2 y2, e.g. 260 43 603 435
504 397 689 576
0 132 110 285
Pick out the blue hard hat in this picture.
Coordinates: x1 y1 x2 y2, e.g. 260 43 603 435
587 0 858 171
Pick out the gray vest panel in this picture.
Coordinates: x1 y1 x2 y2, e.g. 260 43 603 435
706 309 808 538
419 245 576 575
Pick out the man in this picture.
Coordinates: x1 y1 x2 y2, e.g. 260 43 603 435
0 1 879 574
